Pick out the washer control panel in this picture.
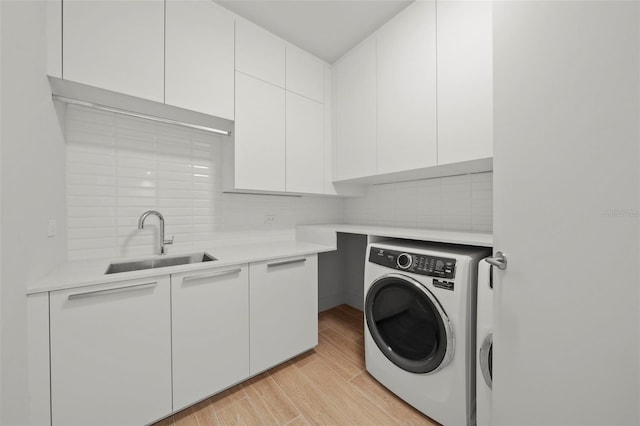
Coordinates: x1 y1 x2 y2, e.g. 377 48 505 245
369 247 457 279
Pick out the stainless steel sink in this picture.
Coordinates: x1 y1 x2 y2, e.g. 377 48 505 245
105 252 217 274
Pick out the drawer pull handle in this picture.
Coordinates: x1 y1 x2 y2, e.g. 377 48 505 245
183 268 242 282
68 282 158 300
267 258 307 268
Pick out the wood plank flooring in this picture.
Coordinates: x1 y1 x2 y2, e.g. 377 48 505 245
154 305 438 426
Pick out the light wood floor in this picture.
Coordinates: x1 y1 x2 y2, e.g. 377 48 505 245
154 305 438 426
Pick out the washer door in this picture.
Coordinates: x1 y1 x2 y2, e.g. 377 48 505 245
365 273 454 374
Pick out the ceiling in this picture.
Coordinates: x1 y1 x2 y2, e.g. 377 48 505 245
214 0 414 63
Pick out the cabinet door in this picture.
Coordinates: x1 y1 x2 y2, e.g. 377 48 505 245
334 38 377 180
249 255 318 374
376 0 437 174
172 265 249 410
165 0 234 119
286 92 324 194
437 0 493 165
50 277 171 426
234 72 286 192
235 19 285 87
286 46 324 103
323 65 338 196
63 0 164 102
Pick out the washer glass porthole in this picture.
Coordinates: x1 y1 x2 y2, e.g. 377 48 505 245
365 274 453 374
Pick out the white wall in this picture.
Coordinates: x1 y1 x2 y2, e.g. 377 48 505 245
65 105 344 260
0 1 67 423
343 172 493 232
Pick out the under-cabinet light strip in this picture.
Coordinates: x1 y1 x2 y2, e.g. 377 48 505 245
51 94 232 136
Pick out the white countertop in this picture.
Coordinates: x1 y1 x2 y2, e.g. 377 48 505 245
27 240 336 295
28 224 492 295
296 223 493 248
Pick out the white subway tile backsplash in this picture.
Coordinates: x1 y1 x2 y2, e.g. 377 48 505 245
65 104 491 260
68 237 118 251
344 171 493 232
69 248 117 261
67 217 117 229
65 104 344 260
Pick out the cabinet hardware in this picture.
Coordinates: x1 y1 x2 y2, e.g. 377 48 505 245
485 251 507 270
183 268 242 282
52 95 231 136
68 282 158 300
267 258 307 268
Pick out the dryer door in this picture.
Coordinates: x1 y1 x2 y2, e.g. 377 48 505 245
365 273 454 374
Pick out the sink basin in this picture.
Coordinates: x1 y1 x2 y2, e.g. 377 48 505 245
105 252 217 274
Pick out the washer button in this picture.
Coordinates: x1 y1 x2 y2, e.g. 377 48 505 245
397 253 413 269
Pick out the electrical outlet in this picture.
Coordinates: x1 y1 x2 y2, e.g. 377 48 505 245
48 219 57 238
264 214 277 224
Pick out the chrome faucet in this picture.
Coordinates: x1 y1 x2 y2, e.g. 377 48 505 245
138 210 174 255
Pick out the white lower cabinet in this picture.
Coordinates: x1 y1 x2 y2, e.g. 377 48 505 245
171 265 249 410
34 254 319 425
249 255 318 374
49 276 172 426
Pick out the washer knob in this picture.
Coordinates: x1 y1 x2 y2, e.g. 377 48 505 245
397 253 413 269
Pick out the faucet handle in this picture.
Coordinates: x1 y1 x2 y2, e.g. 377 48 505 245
164 235 175 245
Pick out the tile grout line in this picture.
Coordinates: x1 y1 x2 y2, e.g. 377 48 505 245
292 358 359 426
265 369 306 422
241 383 279 426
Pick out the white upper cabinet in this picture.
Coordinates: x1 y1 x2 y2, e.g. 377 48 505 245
323 65 338 195
235 19 286 87
286 92 325 194
332 0 493 184
234 72 286 192
63 0 164 103
232 20 338 195
286 46 324 103
437 0 493 165
165 0 234 120
376 1 437 174
334 37 377 181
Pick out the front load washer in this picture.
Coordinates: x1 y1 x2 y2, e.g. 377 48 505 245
364 241 490 426
476 259 493 426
